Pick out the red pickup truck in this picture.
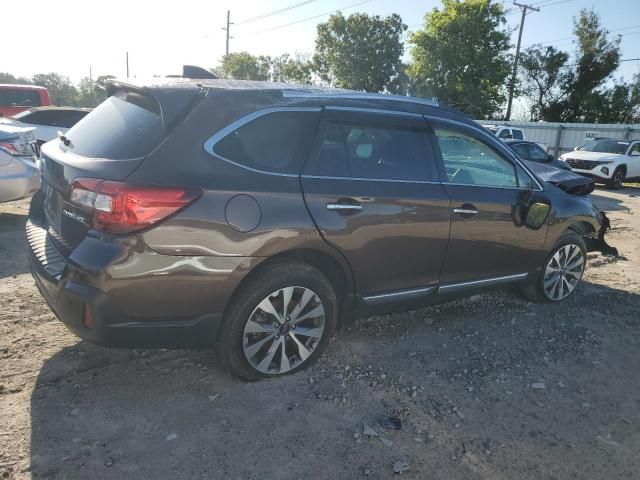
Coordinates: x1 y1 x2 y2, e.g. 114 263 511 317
0 84 51 117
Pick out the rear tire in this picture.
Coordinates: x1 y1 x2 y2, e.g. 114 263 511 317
607 167 625 190
520 233 587 303
217 261 337 381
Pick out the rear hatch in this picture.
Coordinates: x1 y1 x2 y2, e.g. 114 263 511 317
37 86 200 252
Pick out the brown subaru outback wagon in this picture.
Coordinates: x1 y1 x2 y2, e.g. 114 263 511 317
28 78 614 380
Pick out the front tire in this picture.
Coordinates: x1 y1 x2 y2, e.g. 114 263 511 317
218 261 337 381
608 167 625 190
520 233 587 303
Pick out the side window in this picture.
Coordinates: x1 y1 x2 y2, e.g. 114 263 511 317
629 143 640 155
510 143 529 159
512 129 524 140
212 111 319 174
309 121 436 181
515 164 535 190
498 128 512 139
527 144 549 161
434 128 518 188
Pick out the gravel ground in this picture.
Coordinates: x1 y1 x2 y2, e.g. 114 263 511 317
0 187 639 480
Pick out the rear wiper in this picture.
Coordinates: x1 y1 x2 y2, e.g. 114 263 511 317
57 131 73 148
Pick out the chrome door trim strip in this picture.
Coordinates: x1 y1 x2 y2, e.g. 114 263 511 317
300 174 442 185
438 273 529 294
362 286 436 304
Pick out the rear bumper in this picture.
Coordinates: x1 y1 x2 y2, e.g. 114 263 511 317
0 156 40 203
26 219 245 348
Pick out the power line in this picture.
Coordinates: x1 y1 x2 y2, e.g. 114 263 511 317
522 24 640 48
236 0 316 25
239 0 373 36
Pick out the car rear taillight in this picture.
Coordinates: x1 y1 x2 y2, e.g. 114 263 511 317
0 143 19 155
69 178 201 234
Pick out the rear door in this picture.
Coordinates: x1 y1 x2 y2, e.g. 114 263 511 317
301 108 450 299
428 117 548 286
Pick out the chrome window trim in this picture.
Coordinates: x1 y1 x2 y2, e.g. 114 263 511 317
324 106 423 119
203 106 322 177
437 273 529 294
282 91 439 107
425 115 544 192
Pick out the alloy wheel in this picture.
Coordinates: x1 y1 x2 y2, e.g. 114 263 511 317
242 286 325 375
543 244 585 301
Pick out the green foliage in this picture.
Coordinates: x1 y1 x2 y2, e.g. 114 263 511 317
75 75 114 108
271 54 312 84
313 12 406 92
219 52 272 81
31 73 77 106
0 72 32 84
408 0 511 118
519 46 569 121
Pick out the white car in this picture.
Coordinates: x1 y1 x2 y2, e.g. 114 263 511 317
0 106 91 146
483 125 526 140
0 125 40 203
559 137 640 189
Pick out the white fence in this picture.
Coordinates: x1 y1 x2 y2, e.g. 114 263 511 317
478 120 640 157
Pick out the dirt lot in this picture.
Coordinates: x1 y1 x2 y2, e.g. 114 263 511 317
1 187 639 480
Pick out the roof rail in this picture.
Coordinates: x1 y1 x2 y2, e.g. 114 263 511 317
281 90 439 107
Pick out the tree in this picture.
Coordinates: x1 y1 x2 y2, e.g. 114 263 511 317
0 72 32 85
518 46 569 120
31 73 77 106
313 12 406 92
552 9 621 122
271 54 312 84
219 52 271 81
408 0 512 118
75 75 114 107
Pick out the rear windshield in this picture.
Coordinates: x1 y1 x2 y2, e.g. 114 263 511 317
63 90 164 159
0 88 42 107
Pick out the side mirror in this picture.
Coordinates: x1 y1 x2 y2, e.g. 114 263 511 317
574 146 579 151
547 154 555 161
526 202 551 230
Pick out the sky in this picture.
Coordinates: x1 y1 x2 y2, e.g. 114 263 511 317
3 0 639 86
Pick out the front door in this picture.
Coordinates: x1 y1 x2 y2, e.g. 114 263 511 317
301 108 450 298
428 117 549 286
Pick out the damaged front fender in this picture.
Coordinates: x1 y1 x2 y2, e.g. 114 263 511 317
585 211 618 256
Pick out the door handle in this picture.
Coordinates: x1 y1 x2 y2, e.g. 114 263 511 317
453 204 478 217
326 203 363 211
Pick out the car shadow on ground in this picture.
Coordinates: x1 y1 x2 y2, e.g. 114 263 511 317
0 212 28 278
28 281 640 479
591 185 640 212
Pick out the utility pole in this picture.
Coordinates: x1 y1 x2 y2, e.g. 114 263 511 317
223 10 232 56
505 1 539 120
89 65 92 82
126 52 130 78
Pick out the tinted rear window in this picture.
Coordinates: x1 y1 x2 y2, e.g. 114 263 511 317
63 91 164 159
211 110 319 174
0 88 41 107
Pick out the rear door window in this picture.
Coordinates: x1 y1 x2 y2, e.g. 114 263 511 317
512 129 524 140
211 110 319 174
0 88 42 107
498 128 512 139
63 91 164 159
307 119 437 182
